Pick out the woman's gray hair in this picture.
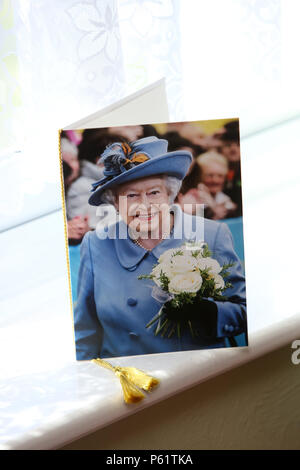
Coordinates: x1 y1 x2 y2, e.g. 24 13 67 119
100 175 182 206
100 188 116 206
164 176 182 203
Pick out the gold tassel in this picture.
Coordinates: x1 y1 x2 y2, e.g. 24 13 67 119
91 358 160 404
121 367 160 391
116 371 146 404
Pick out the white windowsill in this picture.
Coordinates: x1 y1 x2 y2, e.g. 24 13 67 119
1 314 299 451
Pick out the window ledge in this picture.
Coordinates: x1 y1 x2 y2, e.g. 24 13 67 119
0 313 299 450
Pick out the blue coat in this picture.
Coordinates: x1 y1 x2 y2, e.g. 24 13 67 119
74 205 247 359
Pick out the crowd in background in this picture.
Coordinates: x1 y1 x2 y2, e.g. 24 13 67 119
61 120 242 244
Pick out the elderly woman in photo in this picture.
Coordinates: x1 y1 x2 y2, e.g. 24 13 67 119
74 137 246 359
178 151 237 219
197 151 237 219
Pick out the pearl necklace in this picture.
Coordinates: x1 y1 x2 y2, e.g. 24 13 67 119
133 232 172 251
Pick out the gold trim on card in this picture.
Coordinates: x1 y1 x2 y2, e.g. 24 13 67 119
58 129 76 357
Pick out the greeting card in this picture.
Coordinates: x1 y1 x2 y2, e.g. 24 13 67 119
59 81 248 402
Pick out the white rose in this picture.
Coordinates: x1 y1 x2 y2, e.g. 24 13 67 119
197 257 221 274
169 252 198 274
151 262 173 286
169 271 202 294
157 249 176 265
211 273 225 290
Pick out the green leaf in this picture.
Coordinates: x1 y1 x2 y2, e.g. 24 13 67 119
161 320 170 338
138 274 154 280
158 271 170 291
188 320 195 338
171 249 184 257
155 315 162 335
146 308 164 329
202 244 213 258
191 250 202 258
167 323 176 338
154 318 169 336
219 261 236 278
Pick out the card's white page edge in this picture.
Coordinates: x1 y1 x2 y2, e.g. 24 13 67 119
63 78 169 129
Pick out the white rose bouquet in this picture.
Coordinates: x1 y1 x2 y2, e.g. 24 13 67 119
138 242 234 339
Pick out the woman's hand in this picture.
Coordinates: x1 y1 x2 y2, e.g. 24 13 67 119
212 203 228 220
197 183 216 207
177 189 202 215
67 216 89 240
163 299 218 338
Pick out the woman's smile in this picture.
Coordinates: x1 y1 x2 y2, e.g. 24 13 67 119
132 209 161 237
134 211 159 221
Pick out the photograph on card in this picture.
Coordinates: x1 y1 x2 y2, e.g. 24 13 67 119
59 119 248 360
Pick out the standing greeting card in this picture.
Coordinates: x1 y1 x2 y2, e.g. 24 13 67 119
59 114 247 364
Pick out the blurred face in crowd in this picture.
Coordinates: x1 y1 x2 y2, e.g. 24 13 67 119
220 142 240 162
62 150 80 185
115 176 171 238
201 162 227 196
108 125 143 142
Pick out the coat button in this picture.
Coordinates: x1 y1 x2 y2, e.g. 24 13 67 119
224 324 234 333
127 297 138 306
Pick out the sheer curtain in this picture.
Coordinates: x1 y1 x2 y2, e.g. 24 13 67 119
1 0 300 232
118 0 184 118
1 0 126 231
1 0 184 231
181 0 300 134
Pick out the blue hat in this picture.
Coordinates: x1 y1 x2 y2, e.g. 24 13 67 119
88 136 193 206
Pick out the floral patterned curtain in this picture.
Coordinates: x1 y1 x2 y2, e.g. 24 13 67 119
0 0 21 152
0 0 184 230
2 0 183 154
1 0 291 231
118 0 184 119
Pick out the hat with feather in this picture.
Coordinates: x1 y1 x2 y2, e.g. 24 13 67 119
89 136 193 206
